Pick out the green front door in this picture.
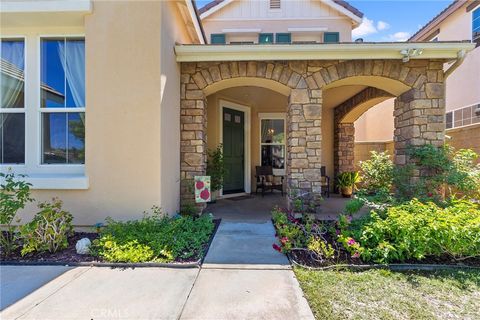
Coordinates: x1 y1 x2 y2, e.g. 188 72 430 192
223 107 245 194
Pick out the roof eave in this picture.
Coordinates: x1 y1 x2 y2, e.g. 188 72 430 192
175 42 475 62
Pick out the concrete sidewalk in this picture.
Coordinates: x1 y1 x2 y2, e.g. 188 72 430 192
1 221 314 320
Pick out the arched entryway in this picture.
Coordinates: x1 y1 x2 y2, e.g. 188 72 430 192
180 59 446 210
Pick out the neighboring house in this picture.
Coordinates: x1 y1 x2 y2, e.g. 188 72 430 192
355 0 480 162
0 0 474 224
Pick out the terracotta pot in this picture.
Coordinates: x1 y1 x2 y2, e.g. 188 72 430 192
341 186 353 198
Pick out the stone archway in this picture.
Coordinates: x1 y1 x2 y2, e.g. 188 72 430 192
180 59 446 209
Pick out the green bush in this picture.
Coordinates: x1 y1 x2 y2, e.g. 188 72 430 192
340 199 480 263
359 151 393 193
344 198 365 215
394 145 480 202
20 199 73 256
0 171 34 255
92 208 214 263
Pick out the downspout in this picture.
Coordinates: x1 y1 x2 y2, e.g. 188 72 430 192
444 49 466 79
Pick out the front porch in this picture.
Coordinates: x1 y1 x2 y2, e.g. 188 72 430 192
177 42 474 214
207 193 353 221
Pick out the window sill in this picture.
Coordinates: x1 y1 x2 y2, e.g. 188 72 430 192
24 174 89 190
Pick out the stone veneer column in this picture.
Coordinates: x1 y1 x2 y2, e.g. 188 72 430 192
180 63 207 211
287 88 323 199
334 123 355 174
393 60 446 173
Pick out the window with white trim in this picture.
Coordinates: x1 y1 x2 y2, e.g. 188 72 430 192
260 115 286 174
0 35 85 180
270 0 281 9
1 38 25 164
473 6 480 46
40 37 85 164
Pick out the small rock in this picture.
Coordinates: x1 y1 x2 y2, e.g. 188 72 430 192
76 238 91 255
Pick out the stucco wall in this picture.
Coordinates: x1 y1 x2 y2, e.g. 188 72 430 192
5 1 190 225
354 98 394 142
206 86 288 192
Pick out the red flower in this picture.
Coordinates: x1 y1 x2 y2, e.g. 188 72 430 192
280 237 289 245
272 244 282 252
200 188 210 200
427 192 433 197
196 181 204 190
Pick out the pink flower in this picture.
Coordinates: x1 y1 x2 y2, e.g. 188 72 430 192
427 192 433 197
280 237 289 245
347 238 356 246
352 252 360 259
347 216 353 223
272 244 282 252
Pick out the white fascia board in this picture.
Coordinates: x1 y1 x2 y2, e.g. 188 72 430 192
0 0 92 13
288 27 328 32
200 0 234 19
186 0 205 44
323 0 362 25
221 28 262 33
175 42 476 62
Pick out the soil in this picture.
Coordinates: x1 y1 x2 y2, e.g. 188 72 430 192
1 219 221 265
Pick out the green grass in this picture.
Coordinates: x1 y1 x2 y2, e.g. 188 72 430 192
295 268 480 320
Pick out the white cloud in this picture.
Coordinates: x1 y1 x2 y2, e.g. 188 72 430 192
352 17 378 38
387 32 411 42
377 21 390 31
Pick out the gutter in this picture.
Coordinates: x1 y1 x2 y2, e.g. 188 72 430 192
444 49 466 79
175 42 475 62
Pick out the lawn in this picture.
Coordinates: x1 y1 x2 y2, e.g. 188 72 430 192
295 268 480 320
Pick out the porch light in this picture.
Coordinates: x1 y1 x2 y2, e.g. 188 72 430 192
400 48 424 62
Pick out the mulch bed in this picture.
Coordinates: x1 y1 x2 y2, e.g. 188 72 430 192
1 219 221 267
277 220 480 269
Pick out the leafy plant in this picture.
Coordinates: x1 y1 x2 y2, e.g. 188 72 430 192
345 198 365 215
394 145 480 202
339 199 480 263
359 151 393 194
307 236 335 260
0 171 34 255
206 145 226 192
20 199 73 255
92 209 214 263
337 172 361 188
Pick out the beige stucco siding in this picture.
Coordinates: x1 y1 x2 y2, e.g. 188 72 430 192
354 99 394 142
5 1 191 225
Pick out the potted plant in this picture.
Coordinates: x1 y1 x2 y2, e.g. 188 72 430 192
206 144 226 202
337 172 361 198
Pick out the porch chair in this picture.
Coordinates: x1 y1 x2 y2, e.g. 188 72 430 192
255 166 284 197
320 166 330 198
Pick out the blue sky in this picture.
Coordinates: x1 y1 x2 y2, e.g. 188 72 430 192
195 0 453 41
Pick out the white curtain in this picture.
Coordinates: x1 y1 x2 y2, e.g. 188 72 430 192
1 41 25 128
58 39 85 124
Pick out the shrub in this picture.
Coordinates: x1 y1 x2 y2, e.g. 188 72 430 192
344 198 365 215
394 145 480 202
359 151 393 194
92 209 214 263
206 145 226 192
20 199 73 256
0 172 34 255
340 199 480 263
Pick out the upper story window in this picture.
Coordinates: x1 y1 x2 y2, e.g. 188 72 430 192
276 33 291 44
41 37 85 164
259 33 274 44
270 0 281 9
1 39 25 164
324 32 340 43
211 34 226 44
473 7 480 46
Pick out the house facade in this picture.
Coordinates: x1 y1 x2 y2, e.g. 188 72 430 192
355 0 480 161
0 0 475 225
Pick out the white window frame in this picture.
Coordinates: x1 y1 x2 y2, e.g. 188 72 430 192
0 35 27 167
0 33 87 189
472 5 480 43
258 112 287 176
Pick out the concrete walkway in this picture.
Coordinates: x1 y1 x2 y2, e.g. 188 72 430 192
1 221 314 320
